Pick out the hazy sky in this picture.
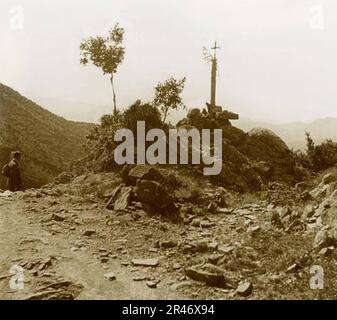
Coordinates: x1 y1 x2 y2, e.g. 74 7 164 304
1 0 337 123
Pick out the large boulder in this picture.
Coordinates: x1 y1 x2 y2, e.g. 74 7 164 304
314 195 337 226
135 179 175 210
310 172 337 199
238 128 295 182
314 225 337 250
127 165 162 185
221 126 246 146
106 185 133 211
170 111 299 189
222 142 249 167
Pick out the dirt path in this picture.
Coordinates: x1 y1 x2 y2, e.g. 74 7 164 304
0 197 185 300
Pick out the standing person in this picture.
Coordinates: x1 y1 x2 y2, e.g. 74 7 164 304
5 151 23 192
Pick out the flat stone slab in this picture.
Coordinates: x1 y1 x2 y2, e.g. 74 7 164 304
185 263 226 288
131 258 159 267
82 229 96 237
106 185 133 211
51 213 65 222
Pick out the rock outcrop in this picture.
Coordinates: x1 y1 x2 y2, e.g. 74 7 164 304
179 111 298 191
238 128 296 183
106 165 176 215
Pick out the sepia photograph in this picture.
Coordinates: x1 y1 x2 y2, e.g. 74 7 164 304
1 0 337 307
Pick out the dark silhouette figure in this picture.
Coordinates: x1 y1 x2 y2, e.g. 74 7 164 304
7 151 23 192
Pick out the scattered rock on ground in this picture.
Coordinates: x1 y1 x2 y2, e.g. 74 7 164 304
106 185 133 211
236 281 253 297
104 272 116 281
51 213 66 222
131 258 159 267
314 225 337 250
185 263 230 288
82 229 96 237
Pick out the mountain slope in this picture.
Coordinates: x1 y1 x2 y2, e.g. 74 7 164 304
236 117 337 150
0 83 93 189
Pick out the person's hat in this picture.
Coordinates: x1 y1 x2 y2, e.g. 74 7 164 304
12 151 22 158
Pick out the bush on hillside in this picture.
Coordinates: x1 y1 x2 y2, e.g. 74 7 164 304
123 99 163 134
293 132 337 172
312 139 337 170
79 100 164 172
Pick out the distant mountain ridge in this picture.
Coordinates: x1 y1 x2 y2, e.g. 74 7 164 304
0 83 94 189
236 117 337 150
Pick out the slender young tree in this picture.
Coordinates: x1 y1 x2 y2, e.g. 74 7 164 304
153 77 186 123
80 24 125 114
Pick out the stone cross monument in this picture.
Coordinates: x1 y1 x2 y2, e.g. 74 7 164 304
206 41 239 121
210 41 220 112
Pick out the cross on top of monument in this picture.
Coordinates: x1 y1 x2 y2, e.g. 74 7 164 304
211 41 220 59
205 41 239 122
209 41 220 111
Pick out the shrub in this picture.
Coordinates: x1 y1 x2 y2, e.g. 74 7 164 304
83 111 124 172
312 139 337 170
123 99 163 134
293 132 337 172
78 100 164 173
